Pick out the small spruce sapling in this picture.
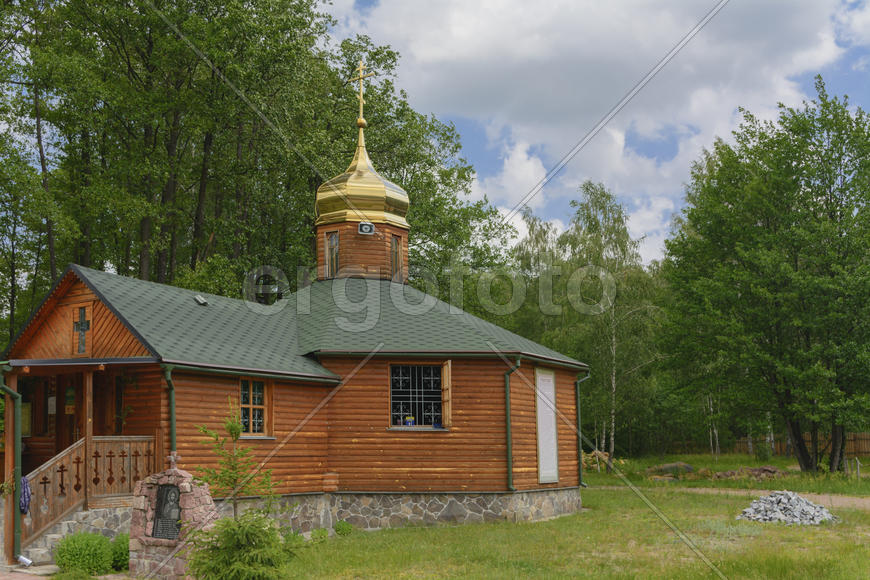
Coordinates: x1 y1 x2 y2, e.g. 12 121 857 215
195 398 275 519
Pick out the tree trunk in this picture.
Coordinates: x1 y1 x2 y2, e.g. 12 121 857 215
712 396 720 459
747 426 754 456
829 424 845 472
707 394 719 461
139 216 152 280
122 235 132 275
169 231 177 282
784 417 813 471
7 242 16 345
157 112 181 283
232 124 244 259
29 241 42 313
607 309 616 473
191 130 214 269
78 130 93 267
139 123 157 280
766 412 775 456
708 398 713 458
33 86 56 280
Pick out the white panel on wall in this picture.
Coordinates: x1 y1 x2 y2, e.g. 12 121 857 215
536 368 559 483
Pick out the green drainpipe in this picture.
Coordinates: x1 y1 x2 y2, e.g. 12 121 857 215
504 357 521 492
0 363 21 560
575 370 591 488
162 365 177 456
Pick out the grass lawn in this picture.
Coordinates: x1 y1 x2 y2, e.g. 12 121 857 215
581 453 870 496
283 488 870 579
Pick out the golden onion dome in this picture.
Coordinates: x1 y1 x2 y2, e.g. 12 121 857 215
314 117 410 229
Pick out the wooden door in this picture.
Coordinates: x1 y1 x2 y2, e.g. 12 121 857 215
20 377 54 474
55 374 83 454
92 373 121 436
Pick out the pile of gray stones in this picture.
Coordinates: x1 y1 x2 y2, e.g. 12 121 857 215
736 490 837 525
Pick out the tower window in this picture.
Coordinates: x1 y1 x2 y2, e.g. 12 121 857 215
326 231 339 278
391 235 402 280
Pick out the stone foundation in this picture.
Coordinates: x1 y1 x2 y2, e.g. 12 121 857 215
20 506 130 565
221 486 582 531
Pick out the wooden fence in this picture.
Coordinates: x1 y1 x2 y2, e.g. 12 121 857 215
22 435 156 546
732 433 870 457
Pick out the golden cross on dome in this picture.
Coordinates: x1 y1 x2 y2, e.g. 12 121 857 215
349 59 375 121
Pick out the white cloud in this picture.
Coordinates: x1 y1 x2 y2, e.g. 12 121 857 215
471 141 548 210
628 197 676 264
837 2 870 45
331 0 860 262
498 206 529 244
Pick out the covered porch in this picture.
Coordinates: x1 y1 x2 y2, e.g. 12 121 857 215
2 362 165 563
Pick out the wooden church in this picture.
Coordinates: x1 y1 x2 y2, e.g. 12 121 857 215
0 69 588 564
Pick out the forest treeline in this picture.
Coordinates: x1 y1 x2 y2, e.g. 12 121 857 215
0 0 509 334
2 2 868 471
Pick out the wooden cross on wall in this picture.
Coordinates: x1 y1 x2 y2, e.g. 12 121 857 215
73 306 90 354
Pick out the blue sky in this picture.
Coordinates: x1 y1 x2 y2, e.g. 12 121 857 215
331 1 870 262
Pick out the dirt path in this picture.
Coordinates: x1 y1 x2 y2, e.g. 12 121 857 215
589 485 870 510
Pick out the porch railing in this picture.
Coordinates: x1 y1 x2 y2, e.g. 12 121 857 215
22 435 156 546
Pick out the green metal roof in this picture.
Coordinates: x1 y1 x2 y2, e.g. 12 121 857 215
9 265 586 378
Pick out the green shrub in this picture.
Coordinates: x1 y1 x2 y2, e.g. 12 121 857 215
54 532 113 575
187 510 292 580
754 442 772 462
280 528 305 551
334 521 353 537
309 528 329 543
110 532 129 571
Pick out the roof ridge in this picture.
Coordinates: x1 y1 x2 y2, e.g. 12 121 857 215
72 264 248 305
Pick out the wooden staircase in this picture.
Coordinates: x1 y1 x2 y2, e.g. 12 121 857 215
21 435 156 559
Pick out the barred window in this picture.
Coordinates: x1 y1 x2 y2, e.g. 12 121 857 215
390 365 445 427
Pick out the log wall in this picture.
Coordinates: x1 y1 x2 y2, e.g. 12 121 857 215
122 367 167 438
171 371 330 494
509 366 579 490
10 280 150 360
315 222 408 281
319 357 578 493
120 361 580 495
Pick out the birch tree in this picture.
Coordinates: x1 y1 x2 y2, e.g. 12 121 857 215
550 182 660 471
